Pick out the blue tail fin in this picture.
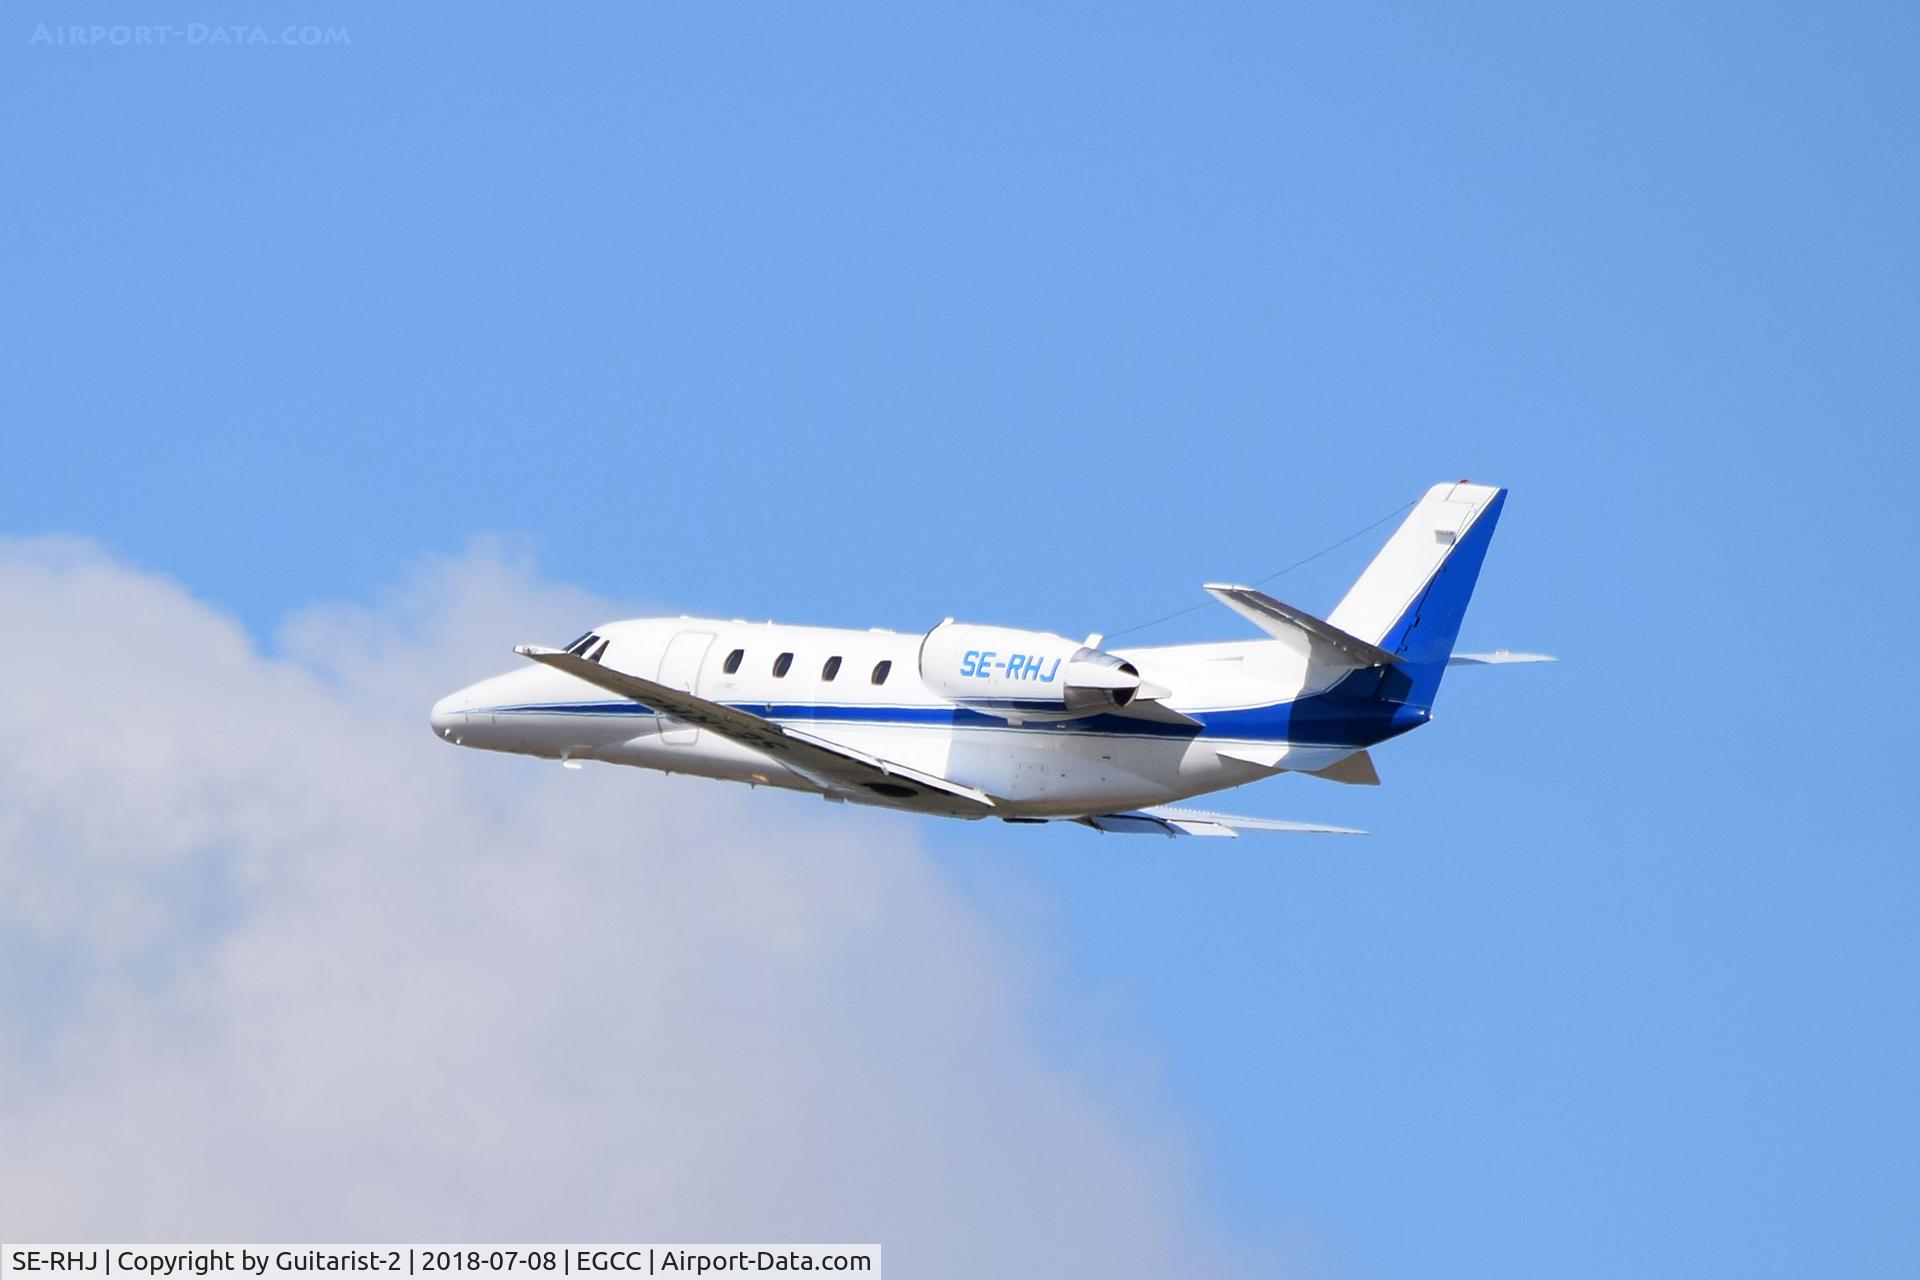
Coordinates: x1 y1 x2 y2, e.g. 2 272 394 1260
1328 483 1508 711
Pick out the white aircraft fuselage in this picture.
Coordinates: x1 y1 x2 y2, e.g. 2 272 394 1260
430 482 1544 836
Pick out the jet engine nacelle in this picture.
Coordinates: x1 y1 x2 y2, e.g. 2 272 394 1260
918 621 1144 721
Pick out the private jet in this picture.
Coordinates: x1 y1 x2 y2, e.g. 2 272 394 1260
430 481 1549 836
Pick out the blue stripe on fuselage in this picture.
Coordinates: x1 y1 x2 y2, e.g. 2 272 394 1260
476 669 1427 749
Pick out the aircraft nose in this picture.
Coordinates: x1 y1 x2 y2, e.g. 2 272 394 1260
429 689 470 741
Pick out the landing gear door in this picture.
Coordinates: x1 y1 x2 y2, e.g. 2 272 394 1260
655 631 714 745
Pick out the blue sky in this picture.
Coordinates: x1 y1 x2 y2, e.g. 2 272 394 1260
5 2 1918 1274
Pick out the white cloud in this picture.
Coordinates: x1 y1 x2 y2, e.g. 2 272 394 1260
0 539 1232 1275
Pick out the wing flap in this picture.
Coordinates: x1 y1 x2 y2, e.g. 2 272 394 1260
1079 805 1365 837
516 645 996 812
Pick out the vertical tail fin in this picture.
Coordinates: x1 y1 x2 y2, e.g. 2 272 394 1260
1327 482 1507 709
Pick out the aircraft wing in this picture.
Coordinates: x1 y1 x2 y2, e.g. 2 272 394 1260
1078 806 1365 837
515 645 997 813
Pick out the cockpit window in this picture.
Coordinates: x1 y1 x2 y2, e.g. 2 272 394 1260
723 648 744 674
822 656 842 681
773 652 794 677
871 659 892 685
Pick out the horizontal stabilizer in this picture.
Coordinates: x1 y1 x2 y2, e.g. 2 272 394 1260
1078 806 1365 837
1448 651 1557 666
1204 584 1400 668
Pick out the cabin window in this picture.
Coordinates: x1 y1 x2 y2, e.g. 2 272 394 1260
822 656 842 681
773 652 794 677
871 659 892 685
723 648 744 674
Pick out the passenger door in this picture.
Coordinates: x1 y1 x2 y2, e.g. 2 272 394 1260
655 631 714 745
